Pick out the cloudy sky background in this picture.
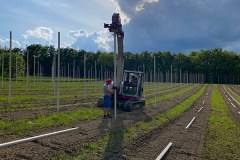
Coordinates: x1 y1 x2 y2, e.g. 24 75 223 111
0 0 240 53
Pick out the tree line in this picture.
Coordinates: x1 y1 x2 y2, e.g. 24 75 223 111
0 44 239 84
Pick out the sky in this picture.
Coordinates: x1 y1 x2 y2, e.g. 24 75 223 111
0 0 240 54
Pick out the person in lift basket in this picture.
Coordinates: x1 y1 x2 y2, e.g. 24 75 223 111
103 79 113 119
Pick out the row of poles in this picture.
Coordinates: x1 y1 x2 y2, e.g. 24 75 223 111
0 55 203 85
3 32 96 110
4 32 61 110
2 31 203 111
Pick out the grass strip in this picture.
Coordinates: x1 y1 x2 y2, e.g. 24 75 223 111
51 85 206 160
0 101 97 111
0 92 102 103
203 85 240 160
144 83 188 96
146 84 199 104
0 108 102 135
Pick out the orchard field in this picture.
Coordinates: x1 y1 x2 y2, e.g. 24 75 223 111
0 78 240 160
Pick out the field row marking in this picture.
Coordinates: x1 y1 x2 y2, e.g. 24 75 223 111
0 127 79 148
231 103 236 108
198 107 203 113
155 142 173 160
186 117 196 129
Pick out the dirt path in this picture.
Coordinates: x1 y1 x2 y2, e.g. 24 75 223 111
120 86 211 160
0 85 202 160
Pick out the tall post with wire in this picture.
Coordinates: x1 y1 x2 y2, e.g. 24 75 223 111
95 61 97 82
171 65 173 101
8 31 12 105
15 54 18 83
113 32 117 119
84 53 86 99
180 68 182 83
57 32 60 111
1 54 4 87
33 56 36 86
26 47 29 91
154 56 156 107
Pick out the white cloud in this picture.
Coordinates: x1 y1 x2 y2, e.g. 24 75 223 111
62 42 71 48
110 0 131 25
23 26 53 41
69 29 112 52
0 38 21 48
94 30 112 51
68 30 89 39
135 0 159 11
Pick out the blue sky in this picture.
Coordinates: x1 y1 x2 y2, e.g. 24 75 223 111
1 0 240 53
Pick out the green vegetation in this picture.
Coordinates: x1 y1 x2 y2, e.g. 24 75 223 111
204 85 240 160
0 108 102 135
0 52 24 77
147 84 199 104
52 85 206 160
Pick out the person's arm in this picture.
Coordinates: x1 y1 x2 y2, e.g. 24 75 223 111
108 88 113 94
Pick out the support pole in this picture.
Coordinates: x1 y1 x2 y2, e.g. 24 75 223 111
180 68 182 83
84 53 86 99
26 48 29 91
57 32 60 111
95 61 97 81
68 63 69 84
114 33 117 119
1 54 4 87
0 56 1 83
15 54 18 83
52 52 56 95
73 59 75 81
171 65 173 101
101 65 103 81
154 56 156 107
8 31 12 105
171 65 173 84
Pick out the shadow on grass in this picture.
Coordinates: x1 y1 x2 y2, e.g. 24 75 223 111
98 107 151 160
